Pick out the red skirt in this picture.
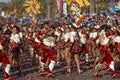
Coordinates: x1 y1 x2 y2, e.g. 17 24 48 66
82 44 89 54
71 45 81 53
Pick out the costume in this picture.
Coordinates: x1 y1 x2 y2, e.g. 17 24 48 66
89 30 99 58
38 34 56 78
57 39 65 49
70 30 80 53
71 39 81 54
113 36 120 53
64 32 72 48
0 37 14 80
10 31 22 76
94 30 120 77
79 30 89 65
89 31 98 44
31 30 42 56
55 30 65 49
10 33 21 60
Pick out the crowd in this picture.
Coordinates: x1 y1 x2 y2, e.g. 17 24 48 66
0 12 120 80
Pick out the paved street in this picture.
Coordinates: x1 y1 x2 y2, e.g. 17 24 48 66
0 50 120 80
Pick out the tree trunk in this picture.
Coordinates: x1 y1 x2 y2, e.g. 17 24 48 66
90 0 95 15
46 0 62 20
46 0 52 20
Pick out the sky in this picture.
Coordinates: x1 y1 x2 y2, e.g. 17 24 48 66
0 0 11 2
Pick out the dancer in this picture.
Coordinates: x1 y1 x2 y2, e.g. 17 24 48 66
10 26 22 76
0 29 14 80
92 29 120 78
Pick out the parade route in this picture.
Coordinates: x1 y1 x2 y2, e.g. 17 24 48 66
0 51 119 80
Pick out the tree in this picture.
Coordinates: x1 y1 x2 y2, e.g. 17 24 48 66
0 2 11 17
45 0 62 20
90 0 95 15
9 0 25 17
38 0 46 15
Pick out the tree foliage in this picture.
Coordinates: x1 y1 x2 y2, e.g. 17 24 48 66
37 0 47 17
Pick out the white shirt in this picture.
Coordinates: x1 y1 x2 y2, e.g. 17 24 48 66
10 33 21 43
113 36 120 43
99 30 109 45
79 31 87 44
63 32 70 42
70 31 77 43
90 32 98 39
54 31 61 37
100 38 109 45
43 37 55 47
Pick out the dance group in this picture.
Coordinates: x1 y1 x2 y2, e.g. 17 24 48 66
0 14 120 80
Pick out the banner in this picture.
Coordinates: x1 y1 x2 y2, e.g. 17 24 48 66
65 0 72 6
70 1 83 28
74 0 84 8
63 1 67 16
109 0 114 10
82 0 91 6
56 0 62 10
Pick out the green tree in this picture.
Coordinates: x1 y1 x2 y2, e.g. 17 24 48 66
38 0 47 18
90 0 95 14
0 2 11 17
9 0 25 17
0 2 9 11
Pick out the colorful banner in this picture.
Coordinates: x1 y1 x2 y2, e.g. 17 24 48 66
82 0 91 6
63 1 68 16
23 0 41 16
65 0 72 6
75 0 84 8
70 1 83 28
56 0 62 10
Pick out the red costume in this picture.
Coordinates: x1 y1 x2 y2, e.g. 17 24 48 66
79 30 89 65
0 37 14 80
95 30 120 77
57 40 65 49
71 40 81 53
81 31 89 54
36 30 56 78
114 43 120 53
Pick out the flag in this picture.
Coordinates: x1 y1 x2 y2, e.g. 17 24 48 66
76 14 83 25
63 2 68 16
74 0 84 8
70 1 81 13
65 0 72 6
56 0 62 10
23 0 41 15
82 0 91 6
